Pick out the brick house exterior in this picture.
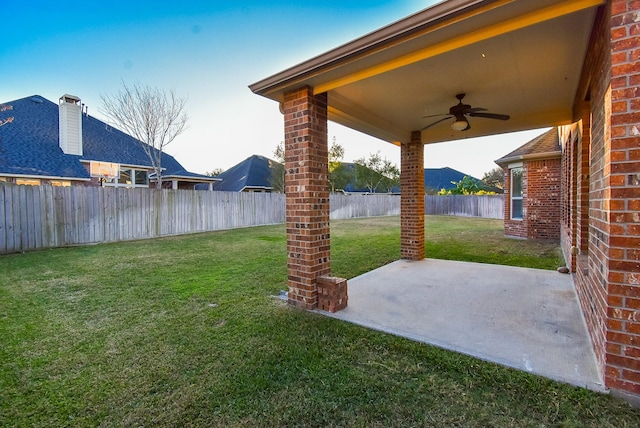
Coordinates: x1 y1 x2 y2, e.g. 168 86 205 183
557 2 640 399
252 0 640 400
497 129 562 240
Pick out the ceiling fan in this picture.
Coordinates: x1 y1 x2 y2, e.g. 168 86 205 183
421 93 510 132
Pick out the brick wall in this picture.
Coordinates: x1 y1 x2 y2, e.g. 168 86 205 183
561 122 609 375
604 0 640 395
503 158 561 241
283 86 330 310
560 126 577 271
563 0 640 397
400 131 424 260
526 158 561 240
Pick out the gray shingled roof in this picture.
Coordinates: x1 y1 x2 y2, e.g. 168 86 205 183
495 128 560 165
0 95 212 182
423 167 485 192
212 154 278 192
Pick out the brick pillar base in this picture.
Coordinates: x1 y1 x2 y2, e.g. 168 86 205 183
283 86 331 310
400 131 425 260
317 276 348 313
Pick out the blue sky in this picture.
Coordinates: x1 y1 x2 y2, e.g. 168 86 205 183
2 0 547 178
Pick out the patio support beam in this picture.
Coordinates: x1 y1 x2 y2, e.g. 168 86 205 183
282 86 331 309
400 131 425 260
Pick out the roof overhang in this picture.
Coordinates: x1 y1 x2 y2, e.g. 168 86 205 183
0 173 90 182
162 175 221 182
250 0 603 145
495 150 562 166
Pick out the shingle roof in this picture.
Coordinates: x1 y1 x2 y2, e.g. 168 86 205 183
424 167 483 192
0 95 212 181
204 156 483 194
495 128 560 165
213 154 279 191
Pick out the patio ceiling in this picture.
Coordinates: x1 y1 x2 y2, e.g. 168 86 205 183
250 0 603 145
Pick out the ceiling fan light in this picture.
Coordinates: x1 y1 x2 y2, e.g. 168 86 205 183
451 119 468 131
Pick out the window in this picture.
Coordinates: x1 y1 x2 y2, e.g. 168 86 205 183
104 168 149 188
135 170 148 185
16 178 41 186
510 167 523 220
118 169 131 185
51 180 71 187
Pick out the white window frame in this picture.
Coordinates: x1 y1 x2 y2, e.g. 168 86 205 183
510 164 523 220
102 167 149 188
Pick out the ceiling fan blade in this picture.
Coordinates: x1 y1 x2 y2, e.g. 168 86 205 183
464 107 488 113
468 112 510 120
422 113 449 119
420 116 452 131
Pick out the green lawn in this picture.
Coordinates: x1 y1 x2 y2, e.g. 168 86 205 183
1 216 638 426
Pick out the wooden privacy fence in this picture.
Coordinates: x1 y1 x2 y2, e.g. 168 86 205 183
0 185 285 254
0 185 401 254
0 184 502 254
425 195 504 219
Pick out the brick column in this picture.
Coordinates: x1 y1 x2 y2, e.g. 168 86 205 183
283 86 330 309
603 0 640 397
400 131 425 260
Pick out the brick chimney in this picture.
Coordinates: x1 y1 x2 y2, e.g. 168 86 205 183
58 94 83 156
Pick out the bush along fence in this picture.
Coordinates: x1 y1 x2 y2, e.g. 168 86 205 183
0 184 502 254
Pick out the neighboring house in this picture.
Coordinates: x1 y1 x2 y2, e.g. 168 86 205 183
0 94 217 190
495 128 561 240
208 156 401 194
424 167 498 194
209 154 280 192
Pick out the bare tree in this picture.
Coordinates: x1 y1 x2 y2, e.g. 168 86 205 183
206 168 225 177
270 141 286 193
100 82 188 189
0 104 14 127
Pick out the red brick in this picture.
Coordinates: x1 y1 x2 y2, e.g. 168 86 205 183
626 323 640 334
609 332 640 347
400 131 424 260
622 369 640 384
625 346 640 358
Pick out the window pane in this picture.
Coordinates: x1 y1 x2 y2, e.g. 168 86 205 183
511 168 523 197
135 170 148 185
512 199 523 220
118 169 131 185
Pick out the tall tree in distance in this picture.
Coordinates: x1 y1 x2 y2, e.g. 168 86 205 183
482 166 504 190
206 168 225 177
100 82 188 189
271 137 351 193
354 151 399 193
270 142 286 193
328 137 351 193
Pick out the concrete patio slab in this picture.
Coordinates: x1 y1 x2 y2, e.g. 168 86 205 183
319 258 604 391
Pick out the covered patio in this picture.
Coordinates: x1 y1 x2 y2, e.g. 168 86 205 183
321 258 603 390
251 0 640 400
